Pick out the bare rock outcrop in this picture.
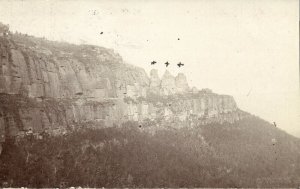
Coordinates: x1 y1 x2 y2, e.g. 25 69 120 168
149 69 160 94
160 70 177 95
175 73 189 93
0 33 151 100
0 26 244 142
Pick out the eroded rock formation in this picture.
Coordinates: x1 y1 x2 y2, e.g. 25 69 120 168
175 73 189 93
160 70 177 95
0 26 245 142
149 69 160 94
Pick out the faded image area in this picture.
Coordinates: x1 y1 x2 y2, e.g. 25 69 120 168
0 0 299 188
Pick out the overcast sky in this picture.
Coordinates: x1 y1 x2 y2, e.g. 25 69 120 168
0 0 299 137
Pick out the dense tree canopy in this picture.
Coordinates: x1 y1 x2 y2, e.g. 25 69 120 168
0 117 299 188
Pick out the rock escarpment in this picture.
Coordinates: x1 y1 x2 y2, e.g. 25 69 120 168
0 25 245 142
0 34 149 99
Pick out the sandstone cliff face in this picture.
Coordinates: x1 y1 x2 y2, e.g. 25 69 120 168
149 69 160 94
0 34 150 100
160 70 177 95
175 73 189 93
149 70 190 95
0 30 244 141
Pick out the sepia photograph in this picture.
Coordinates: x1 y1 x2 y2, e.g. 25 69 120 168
0 0 299 188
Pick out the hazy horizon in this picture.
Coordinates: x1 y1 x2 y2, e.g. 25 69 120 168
0 0 299 137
